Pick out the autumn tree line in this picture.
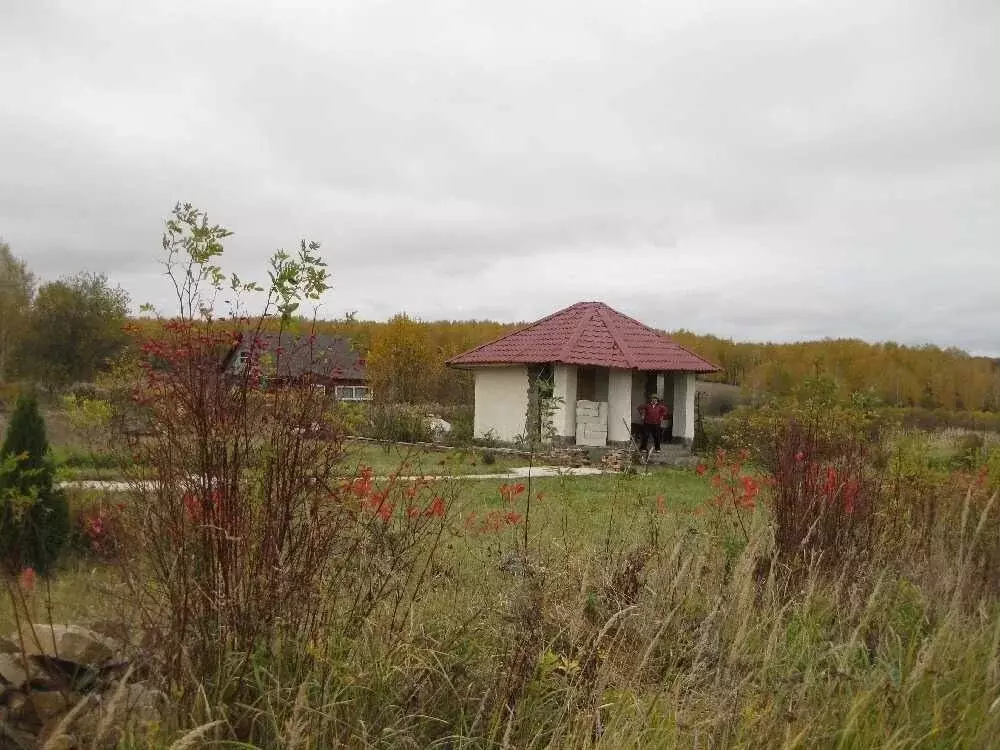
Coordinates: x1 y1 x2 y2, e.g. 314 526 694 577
314 318 1000 413
3 240 999 413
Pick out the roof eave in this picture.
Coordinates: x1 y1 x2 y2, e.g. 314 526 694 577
448 358 723 373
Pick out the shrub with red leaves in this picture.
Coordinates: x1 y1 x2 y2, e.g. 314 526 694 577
73 502 126 561
117 203 454 692
767 418 882 566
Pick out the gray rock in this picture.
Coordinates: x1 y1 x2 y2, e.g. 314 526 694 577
0 635 19 654
5 689 29 719
11 625 118 667
88 620 132 646
29 690 76 722
0 653 45 689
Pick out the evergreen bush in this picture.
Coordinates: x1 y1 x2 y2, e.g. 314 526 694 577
0 392 69 575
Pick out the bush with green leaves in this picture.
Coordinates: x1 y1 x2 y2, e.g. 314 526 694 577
366 403 433 443
721 376 890 468
713 377 894 567
0 392 70 576
443 404 474 445
329 400 370 435
953 432 987 471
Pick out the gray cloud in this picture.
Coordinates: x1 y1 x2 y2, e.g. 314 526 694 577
1 0 998 354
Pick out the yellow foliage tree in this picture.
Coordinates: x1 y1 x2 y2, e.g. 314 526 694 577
366 313 438 404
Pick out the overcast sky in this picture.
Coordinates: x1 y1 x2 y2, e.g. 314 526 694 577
1 0 997 354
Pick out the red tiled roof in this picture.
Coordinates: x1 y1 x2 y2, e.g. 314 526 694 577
446 302 721 373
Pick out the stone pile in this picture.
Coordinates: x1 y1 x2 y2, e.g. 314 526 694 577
600 449 633 473
0 623 164 749
546 447 590 468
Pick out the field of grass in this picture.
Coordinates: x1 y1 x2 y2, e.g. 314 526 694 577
7 394 1000 747
49 442 561 483
10 459 1000 748
2 469 706 630
41 436 526 483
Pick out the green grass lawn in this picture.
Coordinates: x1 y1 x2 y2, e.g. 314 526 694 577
51 441 534 483
4 468 711 633
440 468 710 543
344 440 535 476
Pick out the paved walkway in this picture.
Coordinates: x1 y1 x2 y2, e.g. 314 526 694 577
57 465 610 492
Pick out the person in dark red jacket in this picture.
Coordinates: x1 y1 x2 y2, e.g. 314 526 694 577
637 394 668 452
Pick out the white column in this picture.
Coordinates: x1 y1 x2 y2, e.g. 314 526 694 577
672 372 696 444
551 364 577 439
608 369 634 443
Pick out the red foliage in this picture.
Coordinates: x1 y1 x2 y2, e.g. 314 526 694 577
767 419 881 564
424 496 446 518
76 503 126 561
695 449 759 542
695 434 879 563
705 449 759 510
460 482 531 536
498 483 526 503
18 567 36 593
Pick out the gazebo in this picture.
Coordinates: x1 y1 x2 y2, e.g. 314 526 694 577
446 301 720 447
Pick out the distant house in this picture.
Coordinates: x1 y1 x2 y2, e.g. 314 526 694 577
446 301 719 446
223 331 371 402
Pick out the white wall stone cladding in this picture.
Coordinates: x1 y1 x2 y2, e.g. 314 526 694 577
575 399 609 446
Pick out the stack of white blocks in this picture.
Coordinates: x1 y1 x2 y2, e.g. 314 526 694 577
575 399 609 446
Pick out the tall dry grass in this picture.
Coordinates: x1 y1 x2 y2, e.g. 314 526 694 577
117 468 1000 749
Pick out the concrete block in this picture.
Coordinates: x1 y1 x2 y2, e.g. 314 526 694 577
576 430 607 447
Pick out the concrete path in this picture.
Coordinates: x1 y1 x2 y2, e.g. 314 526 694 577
57 465 610 492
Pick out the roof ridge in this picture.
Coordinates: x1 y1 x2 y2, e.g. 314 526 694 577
601 303 674 340
557 303 598 362
595 303 722 370
595 303 639 368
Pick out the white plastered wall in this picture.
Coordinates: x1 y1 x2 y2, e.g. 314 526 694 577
473 367 530 442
